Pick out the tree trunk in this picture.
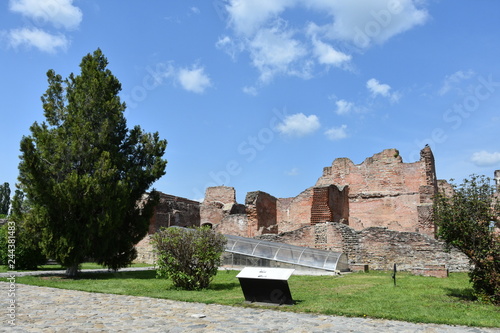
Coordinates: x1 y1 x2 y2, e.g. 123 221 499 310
66 263 79 277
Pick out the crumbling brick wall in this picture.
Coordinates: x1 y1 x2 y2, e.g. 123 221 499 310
245 191 278 237
200 186 237 228
135 192 201 264
276 188 314 233
315 147 437 236
200 186 249 237
148 192 200 233
258 222 469 272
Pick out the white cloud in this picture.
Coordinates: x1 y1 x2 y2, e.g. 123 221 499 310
311 37 351 66
325 124 348 141
225 0 293 36
249 22 309 83
9 0 83 30
222 1 428 85
438 70 475 95
471 151 500 167
276 113 320 137
319 0 428 48
215 35 243 61
242 86 258 96
335 99 354 115
226 0 428 45
190 7 200 15
177 65 212 93
367 78 390 96
6 27 69 53
366 78 400 102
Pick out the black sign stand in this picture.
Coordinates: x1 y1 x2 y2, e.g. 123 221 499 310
236 267 295 305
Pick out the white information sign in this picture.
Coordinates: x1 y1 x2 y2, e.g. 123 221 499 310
236 267 295 281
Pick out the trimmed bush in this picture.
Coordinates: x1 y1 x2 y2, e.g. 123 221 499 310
152 227 227 290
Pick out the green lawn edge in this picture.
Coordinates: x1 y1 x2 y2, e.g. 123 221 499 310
3 269 499 328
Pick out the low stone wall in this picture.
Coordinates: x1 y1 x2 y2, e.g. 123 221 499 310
258 222 470 272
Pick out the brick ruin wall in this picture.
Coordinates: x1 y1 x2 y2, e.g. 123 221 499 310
135 149 495 271
258 222 470 272
135 192 201 263
202 147 437 238
315 147 436 236
276 188 313 233
245 191 278 237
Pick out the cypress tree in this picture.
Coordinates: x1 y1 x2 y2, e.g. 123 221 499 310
18 49 167 276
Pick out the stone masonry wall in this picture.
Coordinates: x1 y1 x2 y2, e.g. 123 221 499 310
258 222 470 272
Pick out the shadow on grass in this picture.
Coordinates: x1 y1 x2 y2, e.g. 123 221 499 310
445 287 477 302
208 282 240 291
42 270 158 280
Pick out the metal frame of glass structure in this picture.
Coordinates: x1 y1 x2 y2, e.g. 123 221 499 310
225 234 349 272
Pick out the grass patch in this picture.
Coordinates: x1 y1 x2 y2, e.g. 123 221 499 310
0 262 153 273
3 270 500 327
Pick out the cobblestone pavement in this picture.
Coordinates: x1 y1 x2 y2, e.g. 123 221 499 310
1 282 499 333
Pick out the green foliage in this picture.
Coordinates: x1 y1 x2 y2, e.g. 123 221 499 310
434 174 500 304
152 227 227 290
0 182 11 215
17 49 167 276
0 189 47 270
0 221 47 270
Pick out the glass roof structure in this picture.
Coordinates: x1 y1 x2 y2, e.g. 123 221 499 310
225 234 349 272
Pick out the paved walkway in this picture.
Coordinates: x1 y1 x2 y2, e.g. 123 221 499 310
2 280 499 332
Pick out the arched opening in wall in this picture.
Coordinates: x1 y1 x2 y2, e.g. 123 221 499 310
201 223 213 229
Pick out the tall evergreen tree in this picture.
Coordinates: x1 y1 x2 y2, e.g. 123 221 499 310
0 182 11 215
18 49 167 276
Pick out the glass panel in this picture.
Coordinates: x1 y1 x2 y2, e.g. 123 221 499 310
224 234 347 271
225 238 237 251
298 250 327 268
323 255 340 270
275 247 304 264
232 239 257 254
252 243 280 259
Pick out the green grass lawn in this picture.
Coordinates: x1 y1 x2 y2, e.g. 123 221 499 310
0 262 153 273
3 269 499 328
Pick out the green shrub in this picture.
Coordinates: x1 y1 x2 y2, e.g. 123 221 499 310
152 226 227 290
0 221 47 270
434 175 499 305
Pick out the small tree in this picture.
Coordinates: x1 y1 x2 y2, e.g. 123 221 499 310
0 189 47 270
152 227 227 290
0 182 11 216
433 175 499 304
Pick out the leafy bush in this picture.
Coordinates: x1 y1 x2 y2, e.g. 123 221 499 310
0 221 47 270
434 175 499 304
152 226 227 290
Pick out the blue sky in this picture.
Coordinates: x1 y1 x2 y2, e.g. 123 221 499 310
1 0 499 203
